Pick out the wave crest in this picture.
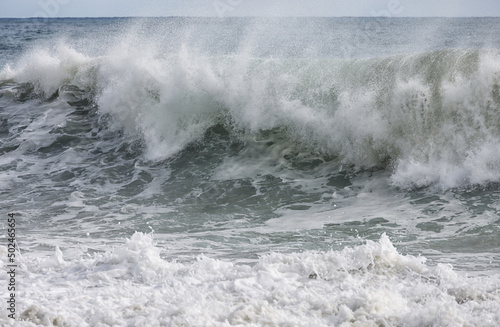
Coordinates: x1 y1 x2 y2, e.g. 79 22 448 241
2 39 500 188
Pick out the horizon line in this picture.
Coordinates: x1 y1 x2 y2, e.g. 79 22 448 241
1 15 499 19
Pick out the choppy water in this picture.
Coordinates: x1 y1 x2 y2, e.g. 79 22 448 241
1 17 500 326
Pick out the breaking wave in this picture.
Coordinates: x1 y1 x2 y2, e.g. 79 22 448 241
2 30 500 189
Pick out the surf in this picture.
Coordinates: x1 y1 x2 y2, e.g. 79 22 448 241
2 19 500 189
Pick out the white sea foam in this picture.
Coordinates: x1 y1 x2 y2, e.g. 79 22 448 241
1 233 498 326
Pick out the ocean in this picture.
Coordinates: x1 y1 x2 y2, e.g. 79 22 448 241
0 17 500 326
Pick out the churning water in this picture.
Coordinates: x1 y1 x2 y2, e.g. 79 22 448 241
1 17 500 326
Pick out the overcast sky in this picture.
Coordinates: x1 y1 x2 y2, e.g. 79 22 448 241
1 0 499 18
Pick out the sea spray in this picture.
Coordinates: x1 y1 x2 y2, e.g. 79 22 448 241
3 39 500 188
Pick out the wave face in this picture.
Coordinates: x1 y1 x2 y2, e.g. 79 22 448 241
2 19 500 189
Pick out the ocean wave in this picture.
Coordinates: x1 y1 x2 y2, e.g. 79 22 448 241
2 41 500 189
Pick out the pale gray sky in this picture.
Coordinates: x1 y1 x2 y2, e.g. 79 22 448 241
0 0 499 18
